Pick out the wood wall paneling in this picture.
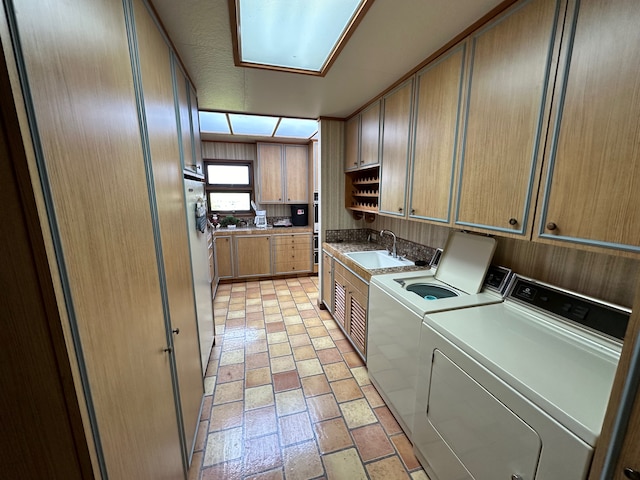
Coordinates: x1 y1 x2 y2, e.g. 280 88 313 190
12 0 184 477
133 0 203 460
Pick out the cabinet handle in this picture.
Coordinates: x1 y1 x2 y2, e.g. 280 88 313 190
624 468 640 480
546 222 558 231
353 161 358 165
163 347 173 353
398 207 403 212
411 209 416 215
509 218 518 226
172 328 180 335
511 476 524 480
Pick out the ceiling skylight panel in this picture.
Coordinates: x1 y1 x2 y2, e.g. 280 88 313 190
275 118 318 138
235 0 367 74
199 111 231 134
228 113 279 136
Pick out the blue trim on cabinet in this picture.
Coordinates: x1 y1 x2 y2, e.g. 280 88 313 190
454 0 562 236
3 0 109 477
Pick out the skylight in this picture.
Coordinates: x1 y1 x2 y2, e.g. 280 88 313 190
230 0 373 75
199 112 318 140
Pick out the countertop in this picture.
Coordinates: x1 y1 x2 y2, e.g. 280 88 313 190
212 225 313 236
323 241 431 282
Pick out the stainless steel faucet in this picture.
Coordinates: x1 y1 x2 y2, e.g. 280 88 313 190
380 229 397 258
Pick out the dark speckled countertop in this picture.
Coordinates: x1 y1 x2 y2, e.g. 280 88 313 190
322 241 431 282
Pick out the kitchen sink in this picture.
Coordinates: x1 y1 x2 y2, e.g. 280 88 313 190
344 250 414 269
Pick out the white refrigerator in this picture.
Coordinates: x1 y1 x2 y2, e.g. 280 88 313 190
184 177 215 373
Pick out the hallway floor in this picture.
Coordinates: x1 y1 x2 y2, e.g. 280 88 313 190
188 276 429 480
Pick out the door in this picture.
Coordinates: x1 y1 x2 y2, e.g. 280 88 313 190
379 79 414 217
454 0 562 237
360 100 381 168
214 236 233 279
257 143 284 203
284 144 309 203
9 0 184 477
409 44 466 224
535 0 640 253
235 235 271 277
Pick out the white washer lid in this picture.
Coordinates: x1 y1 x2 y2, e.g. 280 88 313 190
435 231 496 294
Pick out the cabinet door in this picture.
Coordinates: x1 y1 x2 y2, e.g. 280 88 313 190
409 45 466 224
322 251 333 312
134 0 203 459
174 60 196 174
257 143 284 203
189 84 203 176
535 0 640 253
360 100 381 168
347 278 368 358
284 145 308 203
235 235 271 277
214 236 233 279
345 115 360 171
455 0 562 236
379 79 414 217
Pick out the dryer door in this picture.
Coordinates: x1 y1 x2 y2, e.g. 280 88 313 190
427 350 541 480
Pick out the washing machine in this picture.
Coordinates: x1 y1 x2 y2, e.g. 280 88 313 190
367 231 505 438
414 275 631 480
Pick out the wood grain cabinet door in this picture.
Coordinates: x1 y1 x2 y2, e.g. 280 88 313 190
257 143 284 203
379 79 414 217
284 144 309 203
360 100 381 168
409 44 466 224
534 0 640 254
454 0 563 237
235 235 272 277
214 236 233 279
345 115 360 171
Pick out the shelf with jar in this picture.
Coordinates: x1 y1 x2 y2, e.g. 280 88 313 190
345 165 379 215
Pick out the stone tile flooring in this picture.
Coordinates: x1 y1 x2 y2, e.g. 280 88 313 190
188 276 429 480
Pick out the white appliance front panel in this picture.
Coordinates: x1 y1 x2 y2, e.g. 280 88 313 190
424 303 621 446
428 350 541 480
367 282 423 437
415 322 593 480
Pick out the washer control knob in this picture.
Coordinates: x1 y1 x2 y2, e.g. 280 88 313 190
624 468 640 480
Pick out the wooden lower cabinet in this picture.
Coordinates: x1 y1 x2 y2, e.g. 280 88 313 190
214 236 233 281
273 233 312 274
332 260 369 359
235 235 272 278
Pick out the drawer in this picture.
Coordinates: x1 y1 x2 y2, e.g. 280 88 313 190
273 234 311 246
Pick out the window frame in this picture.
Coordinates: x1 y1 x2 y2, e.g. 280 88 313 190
204 159 255 215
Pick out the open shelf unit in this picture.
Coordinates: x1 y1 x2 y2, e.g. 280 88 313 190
345 165 379 214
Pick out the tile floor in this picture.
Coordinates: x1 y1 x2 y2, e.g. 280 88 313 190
188 276 429 480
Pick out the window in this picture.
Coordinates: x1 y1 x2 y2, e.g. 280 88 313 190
205 161 254 214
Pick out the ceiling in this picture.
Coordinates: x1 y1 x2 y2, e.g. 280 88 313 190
151 0 505 120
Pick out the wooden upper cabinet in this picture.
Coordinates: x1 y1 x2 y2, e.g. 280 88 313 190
284 144 308 203
534 0 640 254
345 115 360 171
173 61 196 174
257 143 308 204
454 0 563 237
257 143 284 203
189 84 203 175
409 44 466 224
360 101 381 169
379 79 414 217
